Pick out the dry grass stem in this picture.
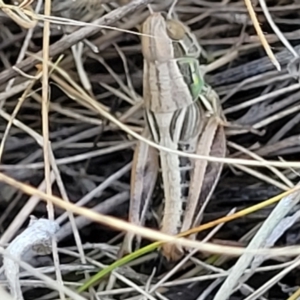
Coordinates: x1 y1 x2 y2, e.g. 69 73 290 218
1 1 300 299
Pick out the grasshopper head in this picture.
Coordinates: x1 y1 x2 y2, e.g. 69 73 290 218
141 13 175 62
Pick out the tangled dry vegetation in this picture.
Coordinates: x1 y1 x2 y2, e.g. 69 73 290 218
1 0 300 299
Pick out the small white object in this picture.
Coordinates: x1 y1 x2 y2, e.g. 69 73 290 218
3 218 60 300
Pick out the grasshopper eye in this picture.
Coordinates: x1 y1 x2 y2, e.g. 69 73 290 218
166 19 186 40
175 57 204 101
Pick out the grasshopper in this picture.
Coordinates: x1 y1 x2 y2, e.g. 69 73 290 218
122 12 226 261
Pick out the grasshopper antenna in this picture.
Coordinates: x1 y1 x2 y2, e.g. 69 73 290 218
147 3 154 14
167 0 178 19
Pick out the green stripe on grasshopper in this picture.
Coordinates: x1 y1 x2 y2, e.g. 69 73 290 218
175 57 204 101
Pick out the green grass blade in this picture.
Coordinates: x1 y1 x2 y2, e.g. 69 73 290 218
77 241 161 293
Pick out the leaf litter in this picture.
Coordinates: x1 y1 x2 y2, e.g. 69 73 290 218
1 0 300 299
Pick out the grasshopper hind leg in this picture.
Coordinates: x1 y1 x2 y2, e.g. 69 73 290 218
120 128 159 257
